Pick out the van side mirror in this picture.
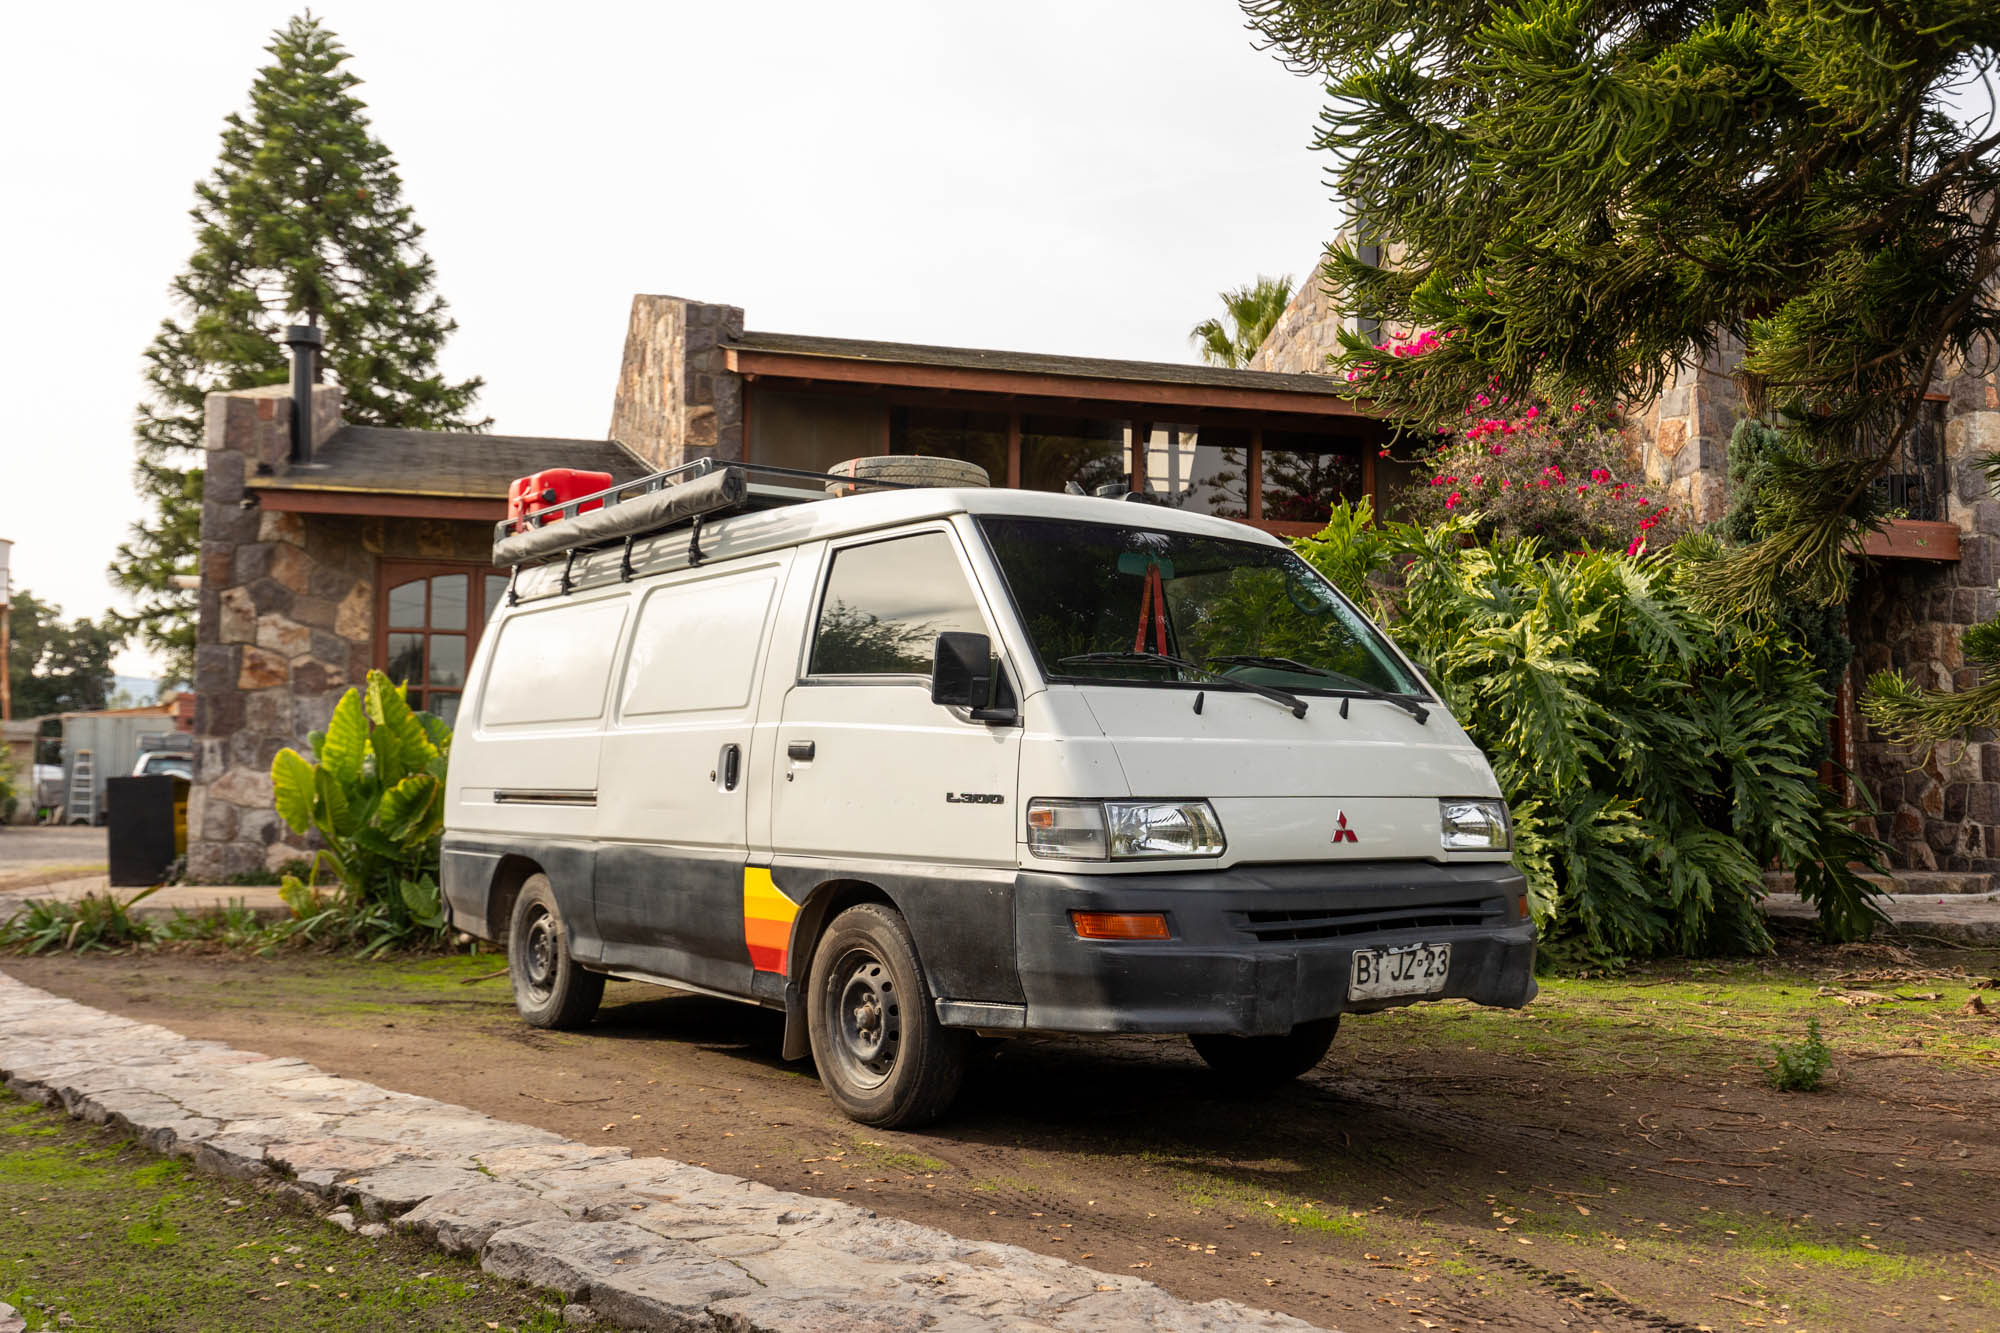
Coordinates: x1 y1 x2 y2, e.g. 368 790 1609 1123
931 632 993 710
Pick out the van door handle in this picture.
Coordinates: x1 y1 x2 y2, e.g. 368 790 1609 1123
787 740 816 763
720 744 741 791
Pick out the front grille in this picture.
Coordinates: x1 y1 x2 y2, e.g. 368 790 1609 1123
1237 897 1502 942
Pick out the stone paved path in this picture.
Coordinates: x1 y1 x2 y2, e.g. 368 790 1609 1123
0 970 1323 1332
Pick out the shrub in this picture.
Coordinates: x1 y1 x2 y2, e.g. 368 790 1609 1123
0 889 160 955
1297 501 1888 968
270 670 452 955
1767 1017 1832 1092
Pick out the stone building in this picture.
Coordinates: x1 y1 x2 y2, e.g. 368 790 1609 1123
187 295 1402 879
187 382 644 880
1249 256 2000 874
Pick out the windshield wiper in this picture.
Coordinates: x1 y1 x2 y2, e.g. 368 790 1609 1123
1206 655 1430 725
1056 651 1308 719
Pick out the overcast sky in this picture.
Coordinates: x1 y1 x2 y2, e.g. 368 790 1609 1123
0 0 1339 679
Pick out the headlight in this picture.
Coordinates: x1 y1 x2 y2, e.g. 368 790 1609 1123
1440 798 1511 851
1027 799 1226 860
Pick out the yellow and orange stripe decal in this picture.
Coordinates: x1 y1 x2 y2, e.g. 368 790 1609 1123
743 868 801 975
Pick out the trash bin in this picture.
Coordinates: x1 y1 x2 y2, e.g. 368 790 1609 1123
106 775 180 887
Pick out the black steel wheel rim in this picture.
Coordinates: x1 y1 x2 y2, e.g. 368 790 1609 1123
825 946 901 1092
521 906 559 1002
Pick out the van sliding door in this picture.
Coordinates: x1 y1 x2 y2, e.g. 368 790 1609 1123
593 555 792 993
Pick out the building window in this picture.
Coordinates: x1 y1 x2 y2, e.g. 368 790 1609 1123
377 562 511 725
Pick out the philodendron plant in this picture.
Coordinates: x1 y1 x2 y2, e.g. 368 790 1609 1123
270 670 453 949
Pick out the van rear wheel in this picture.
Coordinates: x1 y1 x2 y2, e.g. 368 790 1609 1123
807 903 968 1128
1188 1017 1338 1085
507 875 604 1030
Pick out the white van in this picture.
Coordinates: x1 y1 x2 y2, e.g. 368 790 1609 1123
443 460 1535 1127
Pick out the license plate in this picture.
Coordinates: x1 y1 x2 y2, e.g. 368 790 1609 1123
1348 944 1451 1000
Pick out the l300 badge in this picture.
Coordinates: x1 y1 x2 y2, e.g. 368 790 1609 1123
946 793 1004 804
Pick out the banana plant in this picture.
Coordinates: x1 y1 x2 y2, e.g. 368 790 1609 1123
270 670 454 944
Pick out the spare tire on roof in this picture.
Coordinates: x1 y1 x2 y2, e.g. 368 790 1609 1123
826 455 990 495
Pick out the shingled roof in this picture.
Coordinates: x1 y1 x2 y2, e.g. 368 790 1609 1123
248 426 651 500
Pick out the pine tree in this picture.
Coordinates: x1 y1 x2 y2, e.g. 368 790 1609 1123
1240 0 2000 620
116 13 486 682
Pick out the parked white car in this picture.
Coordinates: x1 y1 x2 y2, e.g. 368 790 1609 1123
443 463 1535 1126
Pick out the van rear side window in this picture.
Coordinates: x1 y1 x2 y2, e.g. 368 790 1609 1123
808 532 985 675
480 598 628 726
621 571 778 717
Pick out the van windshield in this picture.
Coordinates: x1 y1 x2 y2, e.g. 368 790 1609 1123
975 516 1424 698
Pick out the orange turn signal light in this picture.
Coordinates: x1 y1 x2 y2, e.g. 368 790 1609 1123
1070 911 1171 941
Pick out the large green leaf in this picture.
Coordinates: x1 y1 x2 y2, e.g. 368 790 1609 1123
270 749 317 835
318 688 368 787
314 765 361 840
399 874 447 930
365 671 437 787
376 773 443 847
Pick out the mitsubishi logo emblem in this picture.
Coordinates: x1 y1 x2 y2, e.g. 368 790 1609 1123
1332 811 1358 844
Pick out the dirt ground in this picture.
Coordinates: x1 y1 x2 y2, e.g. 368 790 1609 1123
6 933 2000 1333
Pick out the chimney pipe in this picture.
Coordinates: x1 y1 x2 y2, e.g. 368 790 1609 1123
284 325 323 464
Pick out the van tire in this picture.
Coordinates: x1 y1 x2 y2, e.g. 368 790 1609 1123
807 903 968 1128
507 875 604 1030
1188 1017 1338 1084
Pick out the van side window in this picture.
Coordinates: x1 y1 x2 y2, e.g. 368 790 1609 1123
808 533 985 676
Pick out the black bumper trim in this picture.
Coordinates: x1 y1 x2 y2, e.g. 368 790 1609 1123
1010 859 1536 1035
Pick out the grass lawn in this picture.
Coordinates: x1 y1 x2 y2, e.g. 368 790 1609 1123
0 1086 570 1333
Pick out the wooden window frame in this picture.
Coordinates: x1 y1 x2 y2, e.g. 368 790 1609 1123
375 560 510 720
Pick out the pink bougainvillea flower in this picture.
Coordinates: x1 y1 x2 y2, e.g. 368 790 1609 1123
1471 474 1484 485
1500 478 1511 489
1445 492 1462 509
1523 405 1539 421
1590 468 1610 483
1627 534 1645 556
1576 485 1587 495
1430 475 1447 486
1379 448 1391 457
1490 443 1508 456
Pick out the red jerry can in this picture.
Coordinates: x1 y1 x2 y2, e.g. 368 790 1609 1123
508 469 613 532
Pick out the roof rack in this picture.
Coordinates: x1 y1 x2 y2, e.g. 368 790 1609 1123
489 458 913 570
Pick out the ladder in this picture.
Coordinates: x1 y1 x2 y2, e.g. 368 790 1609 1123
66 749 96 825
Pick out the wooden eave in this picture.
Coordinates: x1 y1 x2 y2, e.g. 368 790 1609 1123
723 347 1372 421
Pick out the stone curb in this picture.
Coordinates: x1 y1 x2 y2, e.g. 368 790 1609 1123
1760 892 2000 945
0 970 1324 1332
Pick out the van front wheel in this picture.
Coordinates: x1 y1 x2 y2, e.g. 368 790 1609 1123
507 875 604 1030
1188 1017 1338 1085
807 903 968 1128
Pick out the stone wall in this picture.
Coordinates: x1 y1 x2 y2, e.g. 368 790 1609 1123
187 384 490 880
1630 341 1745 524
607 295 745 471
1248 269 1344 377
1851 372 2000 871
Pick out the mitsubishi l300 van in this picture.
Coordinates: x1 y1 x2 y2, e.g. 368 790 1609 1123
442 459 1536 1127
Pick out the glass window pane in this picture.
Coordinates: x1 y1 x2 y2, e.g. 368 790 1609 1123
484 575 509 623
388 580 426 629
428 634 466 687
431 574 467 630
429 693 461 726
1020 415 1126 494
1262 431 1364 525
809 533 985 675
1143 423 1249 517
386 633 425 686
977 516 1420 695
888 407 1007 485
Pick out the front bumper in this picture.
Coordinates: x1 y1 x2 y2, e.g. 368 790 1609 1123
1008 860 1536 1035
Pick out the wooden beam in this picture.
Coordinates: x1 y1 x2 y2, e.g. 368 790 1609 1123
250 487 503 521
1859 518 1960 561
1005 412 1021 488
724 347 1371 419
1247 427 1264 521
